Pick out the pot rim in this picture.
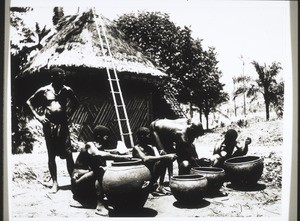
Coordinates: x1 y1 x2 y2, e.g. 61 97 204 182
224 155 263 166
111 158 142 166
171 174 206 181
191 167 225 173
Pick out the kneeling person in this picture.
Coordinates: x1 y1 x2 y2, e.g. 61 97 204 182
71 125 131 216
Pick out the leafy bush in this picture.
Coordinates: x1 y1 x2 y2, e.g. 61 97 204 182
237 118 248 128
12 113 36 154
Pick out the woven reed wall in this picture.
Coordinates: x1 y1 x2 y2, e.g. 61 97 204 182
69 92 152 146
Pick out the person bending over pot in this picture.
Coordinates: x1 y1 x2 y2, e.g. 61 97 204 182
70 125 131 216
132 127 177 196
211 129 252 168
150 118 206 176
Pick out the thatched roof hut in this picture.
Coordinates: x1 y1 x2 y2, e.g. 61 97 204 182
16 9 179 146
22 9 165 77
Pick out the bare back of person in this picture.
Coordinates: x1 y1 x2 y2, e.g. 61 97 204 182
150 118 188 153
150 118 204 175
150 118 202 152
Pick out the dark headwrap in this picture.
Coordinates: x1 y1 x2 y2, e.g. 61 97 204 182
50 67 65 78
136 127 150 140
93 125 111 140
225 129 238 141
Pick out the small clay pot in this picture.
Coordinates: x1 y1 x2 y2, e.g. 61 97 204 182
102 158 151 210
190 167 225 192
170 174 208 203
224 155 264 186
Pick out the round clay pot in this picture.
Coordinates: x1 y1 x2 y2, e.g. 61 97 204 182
224 155 264 186
170 174 208 203
190 167 225 192
102 158 151 210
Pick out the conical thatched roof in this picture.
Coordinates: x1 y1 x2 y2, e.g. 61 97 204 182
21 9 166 77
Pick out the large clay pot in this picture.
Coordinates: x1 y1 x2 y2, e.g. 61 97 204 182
170 174 208 203
102 159 151 210
224 155 264 186
190 167 225 192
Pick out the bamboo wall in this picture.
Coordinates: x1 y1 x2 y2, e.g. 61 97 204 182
65 71 161 147
69 92 153 147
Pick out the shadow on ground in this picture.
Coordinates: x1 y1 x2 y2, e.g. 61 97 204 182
226 182 266 191
173 198 210 209
59 184 71 191
109 207 158 217
203 190 228 199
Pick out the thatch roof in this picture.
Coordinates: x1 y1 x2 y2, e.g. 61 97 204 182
21 9 166 77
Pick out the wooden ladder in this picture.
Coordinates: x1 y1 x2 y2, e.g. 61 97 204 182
92 8 134 147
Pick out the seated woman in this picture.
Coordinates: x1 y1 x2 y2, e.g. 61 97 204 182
132 127 177 196
211 129 252 167
70 125 131 216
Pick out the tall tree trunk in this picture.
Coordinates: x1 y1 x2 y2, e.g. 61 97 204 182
243 93 246 116
189 102 193 119
199 106 203 123
234 98 237 117
205 113 209 130
204 99 209 129
265 99 270 121
264 93 270 121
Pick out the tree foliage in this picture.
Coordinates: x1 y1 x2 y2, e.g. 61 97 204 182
234 61 283 120
269 81 284 118
52 7 65 30
10 7 53 151
252 61 283 120
116 11 227 126
10 7 52 74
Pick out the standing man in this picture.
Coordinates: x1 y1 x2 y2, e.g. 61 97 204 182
27 67 79 193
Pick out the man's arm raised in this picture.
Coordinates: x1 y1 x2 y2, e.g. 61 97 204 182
26 88 49 124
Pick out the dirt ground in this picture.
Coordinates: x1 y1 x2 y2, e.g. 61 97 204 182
10 118 283 219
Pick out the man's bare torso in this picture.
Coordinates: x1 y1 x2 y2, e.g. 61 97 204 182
40 84 69 123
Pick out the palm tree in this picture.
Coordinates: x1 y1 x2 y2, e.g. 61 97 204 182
232 77 237 117
52 7 64 30
251 61 282 121
11 8 52 73
233 75 252 116
234 61 282 121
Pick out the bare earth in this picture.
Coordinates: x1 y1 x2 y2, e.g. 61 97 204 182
10 118 283 219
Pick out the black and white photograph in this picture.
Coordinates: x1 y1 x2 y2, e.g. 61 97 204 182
5 0 297 220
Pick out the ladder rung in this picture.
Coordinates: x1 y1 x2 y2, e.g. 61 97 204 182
93 7 134 147
121 133 132 136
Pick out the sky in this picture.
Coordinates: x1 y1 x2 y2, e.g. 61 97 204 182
10 0 292 94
